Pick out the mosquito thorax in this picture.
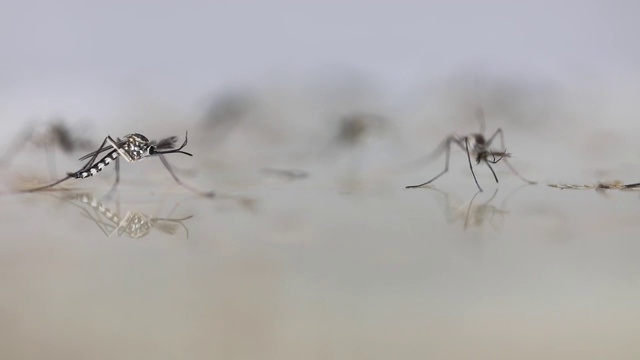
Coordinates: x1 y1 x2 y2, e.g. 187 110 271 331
122 133 152 160
473 134 486 146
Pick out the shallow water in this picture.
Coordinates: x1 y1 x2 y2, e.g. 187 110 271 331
1 72 639 359
2 154 640 359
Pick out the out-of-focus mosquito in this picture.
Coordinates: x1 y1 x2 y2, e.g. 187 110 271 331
22 132 214 197
0 120 94 178
406 107 536 192
57 192 193 239
330 112 393 150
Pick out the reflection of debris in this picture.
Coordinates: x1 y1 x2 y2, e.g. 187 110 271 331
406 107 535 191
53 192 193 239
212 192 260 213
0 119 94 178
261 168 309 181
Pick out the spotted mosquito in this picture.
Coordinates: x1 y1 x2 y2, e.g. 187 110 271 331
23 132 214 197
406 107 536 192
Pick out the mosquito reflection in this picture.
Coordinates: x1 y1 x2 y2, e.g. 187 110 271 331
426 185 528 231
52 192 193 239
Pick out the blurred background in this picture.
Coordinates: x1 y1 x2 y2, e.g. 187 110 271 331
2 1 640 359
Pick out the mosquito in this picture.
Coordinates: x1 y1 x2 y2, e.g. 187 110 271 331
406 107 536 192
22 132 214 197
0 120 94 179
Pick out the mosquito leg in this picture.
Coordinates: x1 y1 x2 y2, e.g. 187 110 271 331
483 188 499 205
79 137 115 171
464 190 482 230
104 157 121 199
22 175 74 192
486 160 499 183
406 137 456 189
22 136 114 192
158 154 215 197
503 158 537 185
115 156 120 184
485 128 504 150
465 138 482 192
485 128 536 184
107 136 133 162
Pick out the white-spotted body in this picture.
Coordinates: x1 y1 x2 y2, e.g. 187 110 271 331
69 133 155 179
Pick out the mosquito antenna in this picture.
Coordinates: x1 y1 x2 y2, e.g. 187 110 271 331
475 107 486 134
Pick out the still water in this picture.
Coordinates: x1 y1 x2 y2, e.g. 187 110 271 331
0 88 639 359
1 156 639 359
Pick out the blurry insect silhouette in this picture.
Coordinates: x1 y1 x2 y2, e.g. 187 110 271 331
201 91 257 146
330 112 392 150
57 192 193 238
23 132 214 197
0 120 94 178
406 107 536 192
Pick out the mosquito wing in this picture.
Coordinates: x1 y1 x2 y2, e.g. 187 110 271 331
403 136 456 170
77 140 126 161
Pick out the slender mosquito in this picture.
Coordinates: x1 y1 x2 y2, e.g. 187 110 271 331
22 132 214 197
0 120 94 179
406 107 536 192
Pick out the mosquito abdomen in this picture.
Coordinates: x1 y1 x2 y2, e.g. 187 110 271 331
69 150 119 179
